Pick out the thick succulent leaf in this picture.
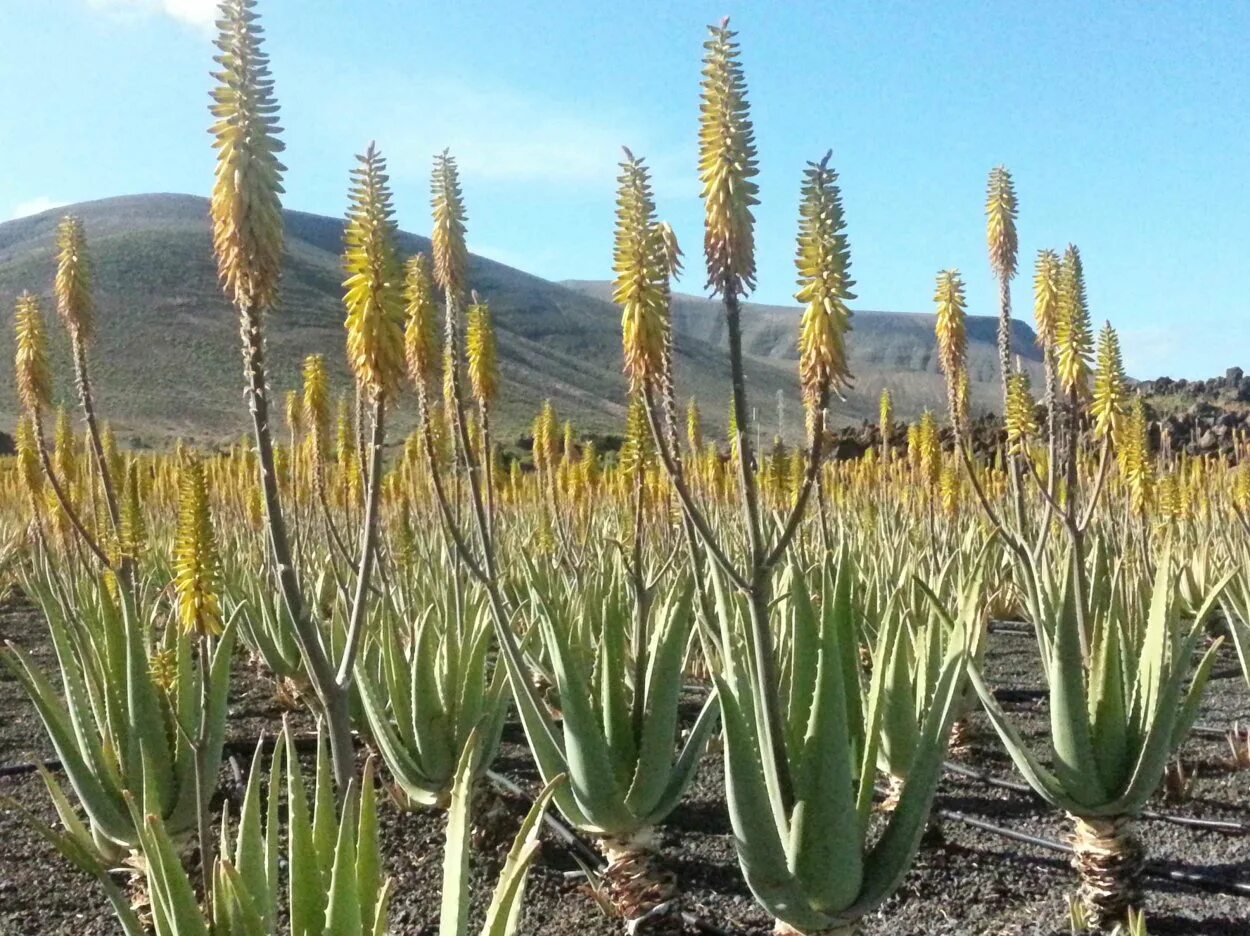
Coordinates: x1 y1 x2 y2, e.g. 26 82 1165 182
35 763 96 855
412 617 454 783
489 603 584 825
1088 618 1129 795
847 649 966 920
1048 561 1106 807
312 728 338 887
264 731 286 929
0 646 133 843
539 612 631 834
968 665 1087 813
876 617 919 779
286 726 326 936
0 793 145 936
441 736 477 936
784 564 819 754
138 813 210 936
1173 638 1223 751
625 585 693 818
325 782 364 936
597 601 635 789
789 557 863 914
640 687 720 826
830 558 866 766
215 863 269 936
357 759 382 933
715 675 833 933
234 740 271 919
357 668 443 806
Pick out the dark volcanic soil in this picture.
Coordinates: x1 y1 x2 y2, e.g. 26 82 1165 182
2 598 1248 936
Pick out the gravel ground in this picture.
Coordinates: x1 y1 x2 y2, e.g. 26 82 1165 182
2 598 1248 936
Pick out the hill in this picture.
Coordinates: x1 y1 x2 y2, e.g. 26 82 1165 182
0 194 1038 446
564 281 1044 429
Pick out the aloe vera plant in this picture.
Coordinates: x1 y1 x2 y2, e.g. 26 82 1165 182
355 578 508 808
970 549 1230 927
1 558 235 860
712 554 968 935
21 720 560 936
875 551 987 801
500 559 718 915
128 724 391 936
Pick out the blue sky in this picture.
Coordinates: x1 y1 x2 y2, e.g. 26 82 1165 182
2 0 1247 378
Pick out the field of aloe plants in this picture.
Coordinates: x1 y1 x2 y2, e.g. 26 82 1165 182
1 2 1249 934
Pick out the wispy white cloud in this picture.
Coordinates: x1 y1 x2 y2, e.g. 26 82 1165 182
7 196 68 221
85 0 218 32
322 76 690 194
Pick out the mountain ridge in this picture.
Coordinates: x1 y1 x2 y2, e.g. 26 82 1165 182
0 194 1038 445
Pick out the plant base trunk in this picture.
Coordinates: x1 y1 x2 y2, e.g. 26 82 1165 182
948 717 973 755
879 774 905 813
1070 815 1143 929
599 832 677 930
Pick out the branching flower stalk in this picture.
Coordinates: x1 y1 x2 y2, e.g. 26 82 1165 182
209 0 350 787
55 217 126 572
171 457 224 881
335 142 405 689
986 167 1026 533
14 293 112 570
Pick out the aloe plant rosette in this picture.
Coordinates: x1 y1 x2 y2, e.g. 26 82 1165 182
970 551 1230 927
713 556 968 936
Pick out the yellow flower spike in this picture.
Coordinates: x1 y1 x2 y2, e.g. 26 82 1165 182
788 447 805 504
404 254 439 393
686 398 703 455
533 400 559 474
986 167 1019 283
14 293 52 417
1032 249 1062 351
940 458 961 517
933 270 968 427
1118 399 1153 514
55 215 94 341
613 151 670 390
906 422 922 474
581 440 601 490
699 18 759 297
15 416 43 501
1234 463 1250 513
209 0 286 314
653 221 684 281
342 143 405 402
334 397 354 476
1004 373 1039 455
172 459 223 638
120 460 146 560
431 150 469 302
53 408 78 487
934 270 967 381
878 389 893 459
918 411 942 489
302 354 329 458
283 389 302 438
795 151 855 406
1056 245 1094 399
149 648 178 694
620 393 654 479
1092 322 1127 441
465 297 499 405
